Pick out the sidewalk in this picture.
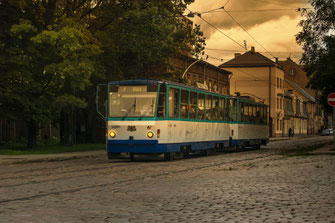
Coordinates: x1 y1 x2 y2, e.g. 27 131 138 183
309 143 335 155
0 150 106 166
269 134 321 141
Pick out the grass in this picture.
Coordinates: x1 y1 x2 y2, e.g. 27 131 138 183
0 140 105 155
280 143 326 157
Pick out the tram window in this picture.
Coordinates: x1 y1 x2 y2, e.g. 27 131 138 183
256 105 261 123
181 90 189 119
224 98 231 121
252 104 256 123
219 97 225 121
246 104 250 123
157 85 166 118
168 88 179 118
239 102 244 122
232 99 237 122
249 104 253 123
244 103 249 123
260 106 264 124
198 93 205 120
190 91 197 119
205 95 212 120
213 96 218 120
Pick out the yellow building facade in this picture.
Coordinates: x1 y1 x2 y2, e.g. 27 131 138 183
280 58 324 135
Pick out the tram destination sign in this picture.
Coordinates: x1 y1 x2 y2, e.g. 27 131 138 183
327 93 335 107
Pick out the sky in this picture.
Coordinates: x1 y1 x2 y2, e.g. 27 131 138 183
187 0 310 66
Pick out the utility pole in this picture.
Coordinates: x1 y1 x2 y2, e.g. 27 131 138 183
327 93 335 145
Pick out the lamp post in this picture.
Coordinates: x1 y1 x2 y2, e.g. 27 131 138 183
181 59 201 80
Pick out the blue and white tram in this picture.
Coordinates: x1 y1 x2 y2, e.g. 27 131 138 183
96 79 269 160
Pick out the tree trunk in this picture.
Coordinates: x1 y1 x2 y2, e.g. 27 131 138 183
27 119 37 149
60 109 76 146
60 110 65 145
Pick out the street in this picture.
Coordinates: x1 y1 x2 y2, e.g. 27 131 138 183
1 136 335 223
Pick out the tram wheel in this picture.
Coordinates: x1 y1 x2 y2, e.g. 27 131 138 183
107 153 121 159
177 152 184 159
129 153 135 161
236 146 244 152
204 149 212 156
164 152 175 161
252 145 261 150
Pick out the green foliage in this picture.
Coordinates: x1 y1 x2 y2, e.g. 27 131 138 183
1 18 102 122
192 24 206 59
0 0 203 147
296 0 335 111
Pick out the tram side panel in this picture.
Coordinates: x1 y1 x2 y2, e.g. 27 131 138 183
230 123 269 147
165 120 231 151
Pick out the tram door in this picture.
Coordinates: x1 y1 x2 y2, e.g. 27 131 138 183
168 88 180 141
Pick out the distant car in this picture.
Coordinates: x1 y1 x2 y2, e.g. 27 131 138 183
321 129 333 136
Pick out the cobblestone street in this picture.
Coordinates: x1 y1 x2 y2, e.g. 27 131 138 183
1 136 335 222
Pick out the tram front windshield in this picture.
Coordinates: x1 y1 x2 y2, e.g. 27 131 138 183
109 85 157 118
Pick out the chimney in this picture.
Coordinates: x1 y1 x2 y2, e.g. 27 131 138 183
275 57 278 63
234 53 241 58
250 46 255 53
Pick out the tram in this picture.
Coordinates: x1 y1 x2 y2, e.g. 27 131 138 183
96 79 269 160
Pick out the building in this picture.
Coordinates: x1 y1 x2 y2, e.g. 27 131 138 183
219 47 284 137
169 55 232 95
279 58 324 135
283 87 309 137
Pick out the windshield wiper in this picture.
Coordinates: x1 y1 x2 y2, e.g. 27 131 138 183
133 97 136 112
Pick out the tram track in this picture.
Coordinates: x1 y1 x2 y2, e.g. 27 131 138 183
0 161 134 181
0 157 108 176
0 150 279 204
0 149 268 186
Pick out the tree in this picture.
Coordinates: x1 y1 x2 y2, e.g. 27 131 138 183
0 0 201 146
0 16 102 148
192 24 206 59
296 0 335 111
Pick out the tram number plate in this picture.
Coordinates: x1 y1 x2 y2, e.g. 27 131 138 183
127 126 136 132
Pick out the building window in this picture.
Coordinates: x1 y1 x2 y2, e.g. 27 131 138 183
280 78 282 89
280 120 282 130
277 98 279 109
277 119 279 130
290 69 296 76
277 78 279 88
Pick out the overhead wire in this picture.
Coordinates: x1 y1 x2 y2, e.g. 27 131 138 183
185 8 245 50
205 48 303 54
249 0 299 9
224 9 274 58
201 8 309 14
224 0 231 7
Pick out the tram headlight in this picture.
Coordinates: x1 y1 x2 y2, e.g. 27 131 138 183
109 130 117 138
147 131 154 138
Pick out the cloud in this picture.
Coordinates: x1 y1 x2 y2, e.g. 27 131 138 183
202 16 304 66
188 0 310 39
